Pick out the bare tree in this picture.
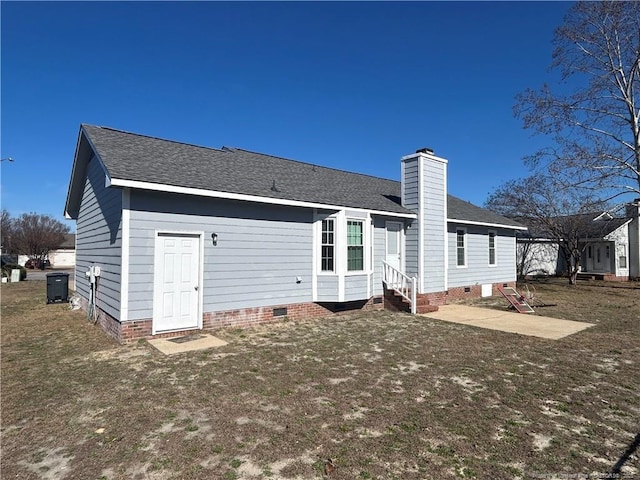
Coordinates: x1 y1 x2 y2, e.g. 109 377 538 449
515 1 640 200
486 174 612 285
515 238 546 280
1 209 13 254
9 213 70 268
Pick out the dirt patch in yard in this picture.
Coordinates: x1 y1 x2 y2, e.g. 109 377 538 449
1 278 639 479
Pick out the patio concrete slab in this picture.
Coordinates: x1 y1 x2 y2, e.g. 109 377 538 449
421 304 594 340
148 333 228 355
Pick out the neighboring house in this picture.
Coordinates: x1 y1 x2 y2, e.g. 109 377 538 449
516 203 640 281
64 125 526 343
48 233 76 268
17 234 76 268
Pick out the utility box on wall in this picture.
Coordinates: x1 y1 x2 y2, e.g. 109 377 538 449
46 272 69 304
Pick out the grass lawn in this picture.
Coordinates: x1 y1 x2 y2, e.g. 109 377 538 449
1 278 639 479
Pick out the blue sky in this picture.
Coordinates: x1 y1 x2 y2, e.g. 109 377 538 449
1 1 571 231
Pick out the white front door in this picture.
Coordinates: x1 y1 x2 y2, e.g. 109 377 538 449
385 222 403 271
153 233 201 333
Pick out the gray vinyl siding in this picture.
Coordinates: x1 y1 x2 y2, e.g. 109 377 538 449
421 160 447 292
401 158 419 208
316 275 339 301
75 156 122 320
404 219 419 278
344 274 368 301
401 158 419 277
127 191 313 319
447 225 516 288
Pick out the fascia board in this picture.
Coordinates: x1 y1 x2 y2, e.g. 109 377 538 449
108 178 418 219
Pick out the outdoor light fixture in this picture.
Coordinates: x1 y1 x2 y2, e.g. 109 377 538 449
0 157 14 162
211 233 218 246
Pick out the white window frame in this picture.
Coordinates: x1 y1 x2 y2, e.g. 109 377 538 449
619 255 627 268
346 218 365 273
456 227 467 268
488 230 497 267
314 213 372 274
320 218 336 273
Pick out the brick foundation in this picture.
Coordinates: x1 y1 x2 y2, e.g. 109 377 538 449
80 280 517 344
418 281 517 306
577 273 629 282
77 295 124 343
384 281 517 314
80 297 384 344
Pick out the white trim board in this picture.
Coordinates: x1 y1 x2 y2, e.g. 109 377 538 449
120 188 131 322
447 218 528 230
108 178 418 219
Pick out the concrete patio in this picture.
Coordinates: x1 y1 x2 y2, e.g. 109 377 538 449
422 304 594 340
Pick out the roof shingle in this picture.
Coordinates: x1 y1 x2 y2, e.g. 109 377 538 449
80 124 524 227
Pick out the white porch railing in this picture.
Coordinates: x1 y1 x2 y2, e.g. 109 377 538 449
382 261 417 314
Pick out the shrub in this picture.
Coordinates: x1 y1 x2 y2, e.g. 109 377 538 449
2 264 27 281
24 259 45 270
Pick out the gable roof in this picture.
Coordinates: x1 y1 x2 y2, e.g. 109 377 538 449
68 125 413 217
516 213 631 240
59 233 76 249
65 124 524 229
447 196 525 229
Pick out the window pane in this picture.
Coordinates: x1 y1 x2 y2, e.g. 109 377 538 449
489 232 496 265
347 221 363 246
348 246 364 271
322 246 334 271
457 230 465 266
347 220 364 271
387 227 398 254
321 219 335 272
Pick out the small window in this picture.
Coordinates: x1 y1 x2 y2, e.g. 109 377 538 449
488 231 496 266
605 245 610 258
456 229 466 267
596 247 601 263
347 220 364 271
321 219 335 272
588 246 592 258
620 256 627 268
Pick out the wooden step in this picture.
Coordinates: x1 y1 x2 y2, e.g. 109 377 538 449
497 286 535 314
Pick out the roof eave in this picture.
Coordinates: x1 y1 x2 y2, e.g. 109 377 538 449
447 217 528 230
109 178 417 219
65 126 112 219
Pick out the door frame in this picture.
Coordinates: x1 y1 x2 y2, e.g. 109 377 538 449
152 230 204 335
385 221 404 272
